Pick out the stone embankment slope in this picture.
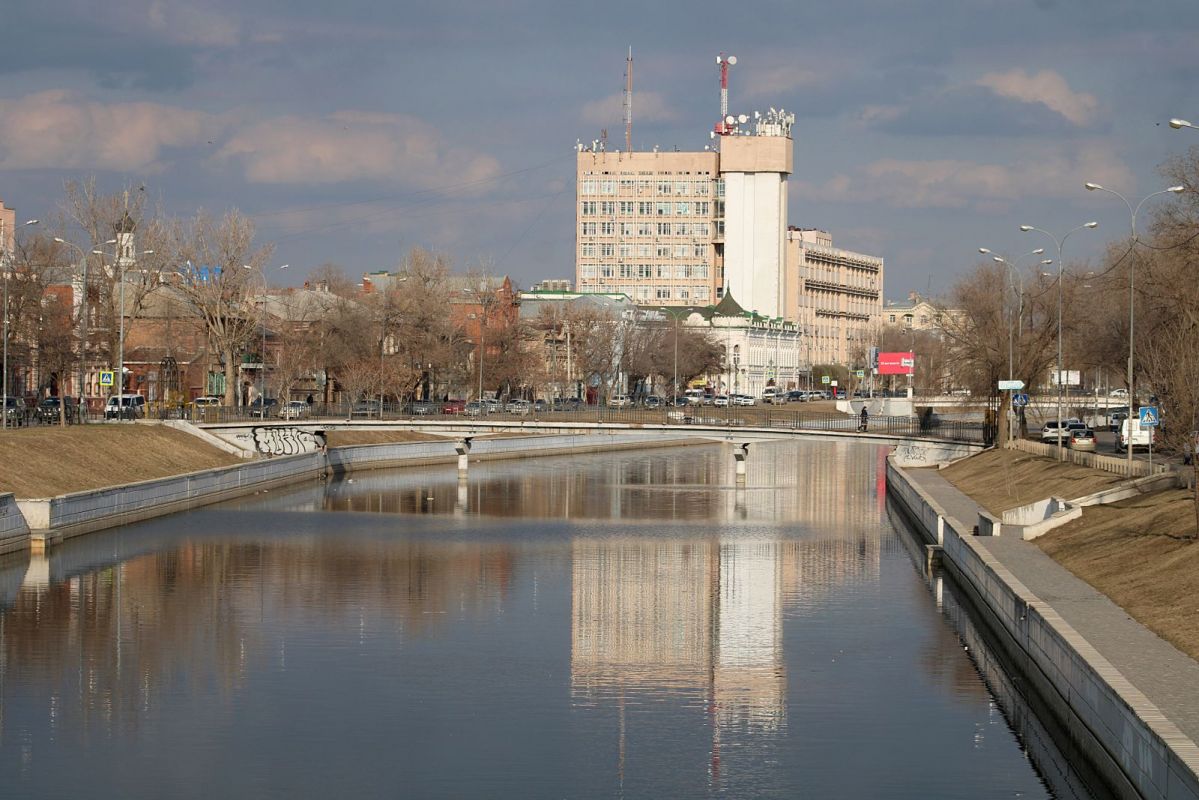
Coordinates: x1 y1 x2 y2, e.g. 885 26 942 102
0 425 239 497
939 447 1199 662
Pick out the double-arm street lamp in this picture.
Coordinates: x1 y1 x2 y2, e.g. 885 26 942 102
243 264 289 411
1019 222 1098 458
3 218 39 430
977 247 1049 384
1082 181 1184 472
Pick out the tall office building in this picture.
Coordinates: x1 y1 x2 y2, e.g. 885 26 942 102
573 56 883 366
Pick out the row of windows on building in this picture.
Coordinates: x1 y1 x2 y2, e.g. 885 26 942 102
576 284 713 303
578 179 724 197
580 243 709 259
580 201 716 217
579 263 712 279
801 263 880 293
581 221 712 237
803 289 877 320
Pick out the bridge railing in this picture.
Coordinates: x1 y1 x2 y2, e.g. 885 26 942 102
190 400 988 443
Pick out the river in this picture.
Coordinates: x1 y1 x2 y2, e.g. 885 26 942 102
0 439 1094 798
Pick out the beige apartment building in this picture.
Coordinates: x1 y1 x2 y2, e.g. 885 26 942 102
575 149 722 306
784 228 885 368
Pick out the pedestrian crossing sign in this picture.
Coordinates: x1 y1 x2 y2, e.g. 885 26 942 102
99 370 114 387
1139 406 1160 427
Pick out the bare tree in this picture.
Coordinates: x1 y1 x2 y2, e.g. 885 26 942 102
173 210 273 406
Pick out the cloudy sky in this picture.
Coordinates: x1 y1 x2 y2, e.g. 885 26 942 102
0 0 1195 300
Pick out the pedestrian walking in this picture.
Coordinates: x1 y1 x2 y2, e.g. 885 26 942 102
859 405 869 432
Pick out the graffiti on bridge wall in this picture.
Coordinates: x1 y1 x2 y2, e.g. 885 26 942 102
252 427 326 456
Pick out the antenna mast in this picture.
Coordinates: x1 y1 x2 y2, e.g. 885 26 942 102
715 53 737 135
623 47 633 153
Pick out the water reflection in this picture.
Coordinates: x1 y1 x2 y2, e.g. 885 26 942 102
0 441 1066 798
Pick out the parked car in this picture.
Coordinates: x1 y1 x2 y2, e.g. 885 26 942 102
278 400 311 420
105 394 146 420
35 396 77 424
684 388 706 405
3 396 26 426
607 395 632 408
732 394 756 406
1068 427 1097 452
1039 419 1083 444
761 388 778 404
786 390 806 402
483 398 500 413
642 395 662 409
1109 388 1129 398
247 397 277 418
442 399 466 415
1108 410 1128 433
533 399 547 412
506 399 532 414
411 402 438 415
552 397 582 411
350 399 381 418
464 401 484 416
713 394 730 407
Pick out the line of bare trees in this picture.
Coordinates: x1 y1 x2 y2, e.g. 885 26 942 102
928 147 1199 530
5 180 730 418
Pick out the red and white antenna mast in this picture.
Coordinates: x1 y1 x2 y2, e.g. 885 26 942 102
624 46 633 152
715 53 737 135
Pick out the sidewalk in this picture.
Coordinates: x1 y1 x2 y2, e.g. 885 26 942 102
905 466 1199 744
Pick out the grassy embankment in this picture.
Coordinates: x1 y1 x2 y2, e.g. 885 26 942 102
939 448 1199 660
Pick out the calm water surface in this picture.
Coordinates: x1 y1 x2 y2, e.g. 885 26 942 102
0 440 1089 798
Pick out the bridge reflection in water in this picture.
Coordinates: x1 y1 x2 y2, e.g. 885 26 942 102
0 441 1077 798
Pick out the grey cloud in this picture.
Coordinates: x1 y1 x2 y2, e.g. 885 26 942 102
872 86 1088 137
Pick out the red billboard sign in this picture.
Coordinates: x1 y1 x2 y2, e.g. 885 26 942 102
877 351 914 375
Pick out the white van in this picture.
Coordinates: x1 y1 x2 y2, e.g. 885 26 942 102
684 388 706 406
1117 418 1155 452
105 394 146 419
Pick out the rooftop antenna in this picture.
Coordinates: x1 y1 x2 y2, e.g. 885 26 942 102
623 46 633 153
715 53 737 135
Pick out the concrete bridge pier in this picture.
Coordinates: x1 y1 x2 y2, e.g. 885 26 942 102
733 443 749 486
455 437 473 480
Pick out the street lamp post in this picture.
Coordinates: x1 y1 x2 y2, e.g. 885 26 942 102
3 218 39 430
659 306 689 401
1083 181 1184 472
1019 222 1099 458
54 236 113 407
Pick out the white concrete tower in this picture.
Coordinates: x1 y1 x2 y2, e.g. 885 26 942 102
719 112 793 319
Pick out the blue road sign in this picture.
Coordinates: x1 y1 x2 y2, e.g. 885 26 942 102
1139 406 1160 427
1012 393 1029 407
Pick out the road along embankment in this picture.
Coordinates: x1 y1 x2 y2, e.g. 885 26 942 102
10 431 704 549
887 456 1199 800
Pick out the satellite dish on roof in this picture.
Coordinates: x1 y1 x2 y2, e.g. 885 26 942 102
725 115 735 125
737 114 748 124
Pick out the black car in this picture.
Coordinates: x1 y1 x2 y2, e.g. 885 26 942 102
1108 411 1128 433
36 396 77 423
247 397 277 418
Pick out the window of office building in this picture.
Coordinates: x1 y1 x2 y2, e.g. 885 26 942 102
581 180 598 194
600 202 615 215
656 202 671 216
621 223 635 236
657 222 672 236
581 201 597 215
619 201 634 215
600 244 614 257
674 245 688 258
693 244 707 258
639 202 653 215
657 181 672 195
675 202 690 215
657 245 671 258
600 222 615 235
581 222 597 235
601 180 616 195
656 288 671 299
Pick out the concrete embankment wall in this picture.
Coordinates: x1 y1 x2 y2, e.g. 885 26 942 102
887 457 1199 800
17 453 325 545
0 494 30 556
13 432 702 546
